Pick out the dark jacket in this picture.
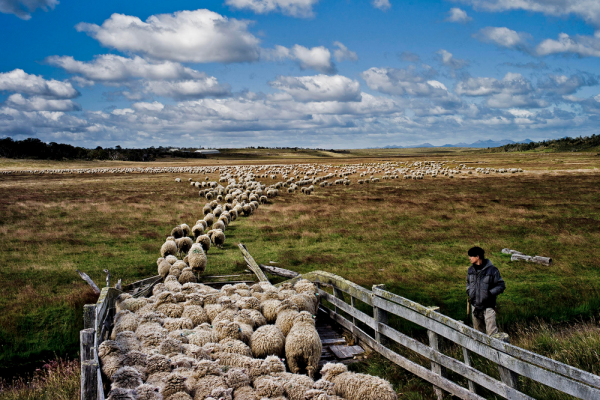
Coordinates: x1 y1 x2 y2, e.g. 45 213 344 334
466 259 505 310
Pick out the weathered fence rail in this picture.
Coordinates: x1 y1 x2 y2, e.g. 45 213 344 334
278 270 600 400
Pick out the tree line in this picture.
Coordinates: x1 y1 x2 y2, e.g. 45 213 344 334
495 134 600 153
0 138 206 161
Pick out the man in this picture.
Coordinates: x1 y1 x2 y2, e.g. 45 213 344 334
466 246 505 335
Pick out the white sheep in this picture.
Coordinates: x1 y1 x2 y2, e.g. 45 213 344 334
285 311 321 378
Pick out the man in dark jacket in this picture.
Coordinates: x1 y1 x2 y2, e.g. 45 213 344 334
466 246 505 335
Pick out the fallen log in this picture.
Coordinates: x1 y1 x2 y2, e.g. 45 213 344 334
259 264 299 278
532 256 552 266
511 254 532 262
502 248 523 255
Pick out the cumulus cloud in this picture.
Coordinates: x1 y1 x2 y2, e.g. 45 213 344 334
436 49 469 69
5 94 81 111
0 0 57 20
456 72 547 108
474 27 532 50
537 73 599 95
398 52 420 62
46 55 206 82
445 7 472 23
264 45 335 73
225 0 319 17
132 101 164 112
0 69 79 99
536 32 600 57
142 78 231 100
372 0 391 11
458 0 600 28
76 9 261 63
333 41 358 62
269 74 361 102
361 66 444 97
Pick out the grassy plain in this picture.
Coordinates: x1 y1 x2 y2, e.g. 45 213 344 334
0 150 599 398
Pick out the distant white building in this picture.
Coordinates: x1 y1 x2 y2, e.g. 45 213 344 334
195 149 220 154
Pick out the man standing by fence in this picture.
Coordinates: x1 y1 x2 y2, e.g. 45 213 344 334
466 246 506 335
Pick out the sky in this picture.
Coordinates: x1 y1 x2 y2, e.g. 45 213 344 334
0 0 599 148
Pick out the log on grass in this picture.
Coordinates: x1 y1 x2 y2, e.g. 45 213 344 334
76 270 101 295
511 254 532 262
258 264 299 278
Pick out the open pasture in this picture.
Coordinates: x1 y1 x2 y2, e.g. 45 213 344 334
0 150 599 398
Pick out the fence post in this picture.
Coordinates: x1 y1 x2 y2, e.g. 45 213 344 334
350 296 357 326
372 284 388 344
492 333 520 391
426 306 447 400
333 287 345 315
84 304 96 330
81 327 98 400
459 322 477 394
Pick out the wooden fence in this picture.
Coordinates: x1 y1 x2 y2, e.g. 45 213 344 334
278 270 600 400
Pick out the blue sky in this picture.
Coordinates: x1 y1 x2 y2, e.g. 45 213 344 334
0 0 599 148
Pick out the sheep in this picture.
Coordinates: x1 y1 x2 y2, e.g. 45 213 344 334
233 310 255 343
237 296 260 312
212 352 268 381
232 385 257 400
161 240 178 258
178 268 197 285
111 310 139 340
136 323 168 350
164 275 183 293
214 320 244 342
219 338 253 358
203 205 212 215
191 224 204 238
115 331 141 353
163 317 194 332
211 229 225 247
106 388 136 400
177 237 193 254
188 325 218 347
181 304 208 327
250 325 285 359
254 376 285 398
158 259 172 279
208 387 233 400
160 373 189 399
195 235 211 252
187 244 207 276
180 224 191 237
98 340 125 379
182 343 211 361
118 297 148 314
156 302 184 318
285 311 321 378
169 266 182 279
290 293 317 315
171 226 184 239
260 291 282 324
224 368 250 390
134 384 163 400
280 374 315 400
121 350 147 377
320 362 397 400
275 300 300 337
158 337 184 357
111 366 143 389
196 219 208 231
247 309 267 328
204 213 215 226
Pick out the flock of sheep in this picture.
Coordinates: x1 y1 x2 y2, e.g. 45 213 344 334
92 158 529 400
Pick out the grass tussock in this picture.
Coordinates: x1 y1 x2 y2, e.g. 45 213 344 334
0 359 79 400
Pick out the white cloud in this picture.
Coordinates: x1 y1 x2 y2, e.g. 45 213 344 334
0 69 79 99
458 0 600 28
537 73 598 95
536 32 600 57
225 0 319 17
456 72 547 108
333 41 358 62
132 101 165 112
361 66 443 97
142 78 231 100
76 9 261 63
263 44 335 73
445 7 472 23
46 55 205 82
269 74 361 102
4 94 81 111
474 27 531 49
372 0 391 11
0 0 57 20
436 49 469 69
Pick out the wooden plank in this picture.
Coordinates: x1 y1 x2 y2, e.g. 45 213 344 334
238 243 269 282
95 287 121 343
462 346 477 393
353 326 486 400
330 345 354 359
372 287 600 391
322 338 346 345
373 284 388 344
494 333 520 391
428 329 447 400
259 264 299 278
348 345 365 356
372 296 600 400
132 276 162 298
319 290 377 330
83 304 96 330
80 328 95 362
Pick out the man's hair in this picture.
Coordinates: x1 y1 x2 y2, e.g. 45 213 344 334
468 246 485 259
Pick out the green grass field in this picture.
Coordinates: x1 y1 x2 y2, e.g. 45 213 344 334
0 150 599 399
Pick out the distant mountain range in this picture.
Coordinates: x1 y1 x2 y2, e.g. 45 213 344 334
381 139 533 149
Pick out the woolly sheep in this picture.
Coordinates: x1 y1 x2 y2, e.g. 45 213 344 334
178 269 197 285
285 311 321 378
165 275 183 293
275 300 300 337
254 376 285 398
204 213 215 226
177 237 193 254
203 205 212 215
163 317 194 332
115 331 141 353
193 375 226 400
233 310 255 343
247 309 266 328
180 224 191 237
161 240 178 258
212 352 268 381
135 384 163 400
122 350 147 378
111 310 138 340
211 230 225 247
216 338 253 358
98 340 125 379
250 325 285 359
260 291 281 324
196 220 208 231
156 302 184 318
182 305 208 326
165 255 178 265
158 337 184 357
212 220 226 232
188 327 218 347
195 235 211 252
320 362 397 400
158 259 172 279
111 366 143 389
215 320 244 342
224 368 250 390
106 388 135 400
160 373 189 398
191 224 204 238
171 226 184 239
